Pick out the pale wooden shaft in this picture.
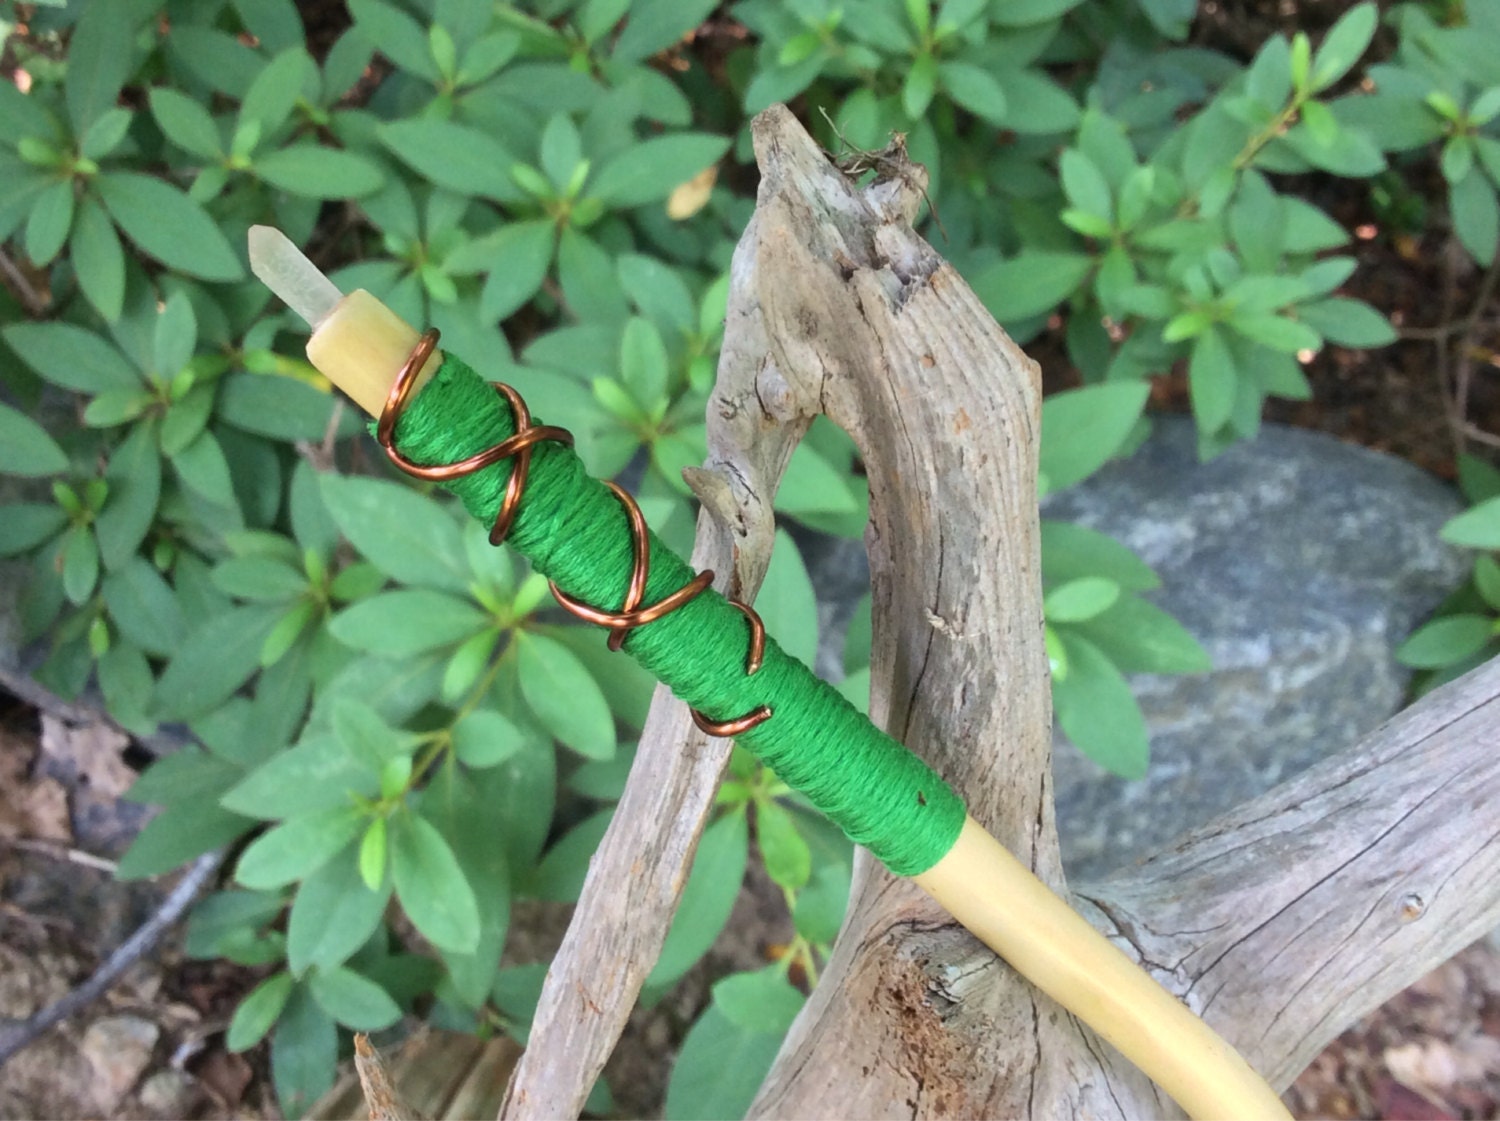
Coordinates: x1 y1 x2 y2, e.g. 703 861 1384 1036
916 818 1290 1121
306 289 440 417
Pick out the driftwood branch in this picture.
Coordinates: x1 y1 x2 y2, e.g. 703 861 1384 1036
504 102 1500 1120
1085 654 1500 1090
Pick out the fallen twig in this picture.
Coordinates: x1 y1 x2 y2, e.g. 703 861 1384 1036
0 848 224 1066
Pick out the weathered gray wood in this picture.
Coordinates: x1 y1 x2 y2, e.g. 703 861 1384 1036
737 102 1163 1121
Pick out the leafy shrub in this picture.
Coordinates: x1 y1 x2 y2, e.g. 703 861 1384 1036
0 0 1490 1113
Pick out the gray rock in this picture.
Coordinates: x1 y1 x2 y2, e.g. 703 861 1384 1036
795 418 1469 883
80 1014 159 1109
1040 418 1468 881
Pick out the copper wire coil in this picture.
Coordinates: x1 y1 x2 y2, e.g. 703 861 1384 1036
377 330 772 739
548 484 772 736
377 329 575 545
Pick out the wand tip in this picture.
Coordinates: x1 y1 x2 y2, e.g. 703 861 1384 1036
248 225 344 331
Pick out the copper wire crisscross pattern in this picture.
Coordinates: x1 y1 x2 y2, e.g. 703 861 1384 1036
377 330 771 738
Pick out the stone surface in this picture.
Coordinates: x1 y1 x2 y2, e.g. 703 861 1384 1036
1040 418 1468 880
797 418 1470 882
79 1014 160 1108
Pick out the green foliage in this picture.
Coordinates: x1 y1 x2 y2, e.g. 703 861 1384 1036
0 0 1484 1112
1396 455 1500 687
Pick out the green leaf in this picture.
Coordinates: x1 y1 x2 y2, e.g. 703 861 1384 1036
557 226 628 323
712 967 806 1034
1038 382 1150 495
972 251 1093 321
756 530 819 669
236 805 367 890
1189 326 1235 432
185 890 286 960
271 986 337 1118
153 291 197 380
1052 632 1149 778
532 807 613 902
350 0 441 80
1072 595 1210 675
611 0 718 63
26 179 75 267
61 526 100 604
619 316 669 411
221 735 378 819
515 631 615 759
664 1005 785 1121
115 798 255 879
330 589 488 655
171 430 237 509
1040 521 1158 592
0 503 68 557
307 966 401 1030
1395 614 1495 669
996 70 1080 133
65 0 138 136
256 145 386 199
227 972 295 1052
96 422 161 568
378 119 518 201
1059 149 1113 221
423 763 512 1006
903 52 938 120
1228 312 1322 354
390 811 480 953
589 134 730 208
1441 496 1500 549
1310 3 1377 92
1295 298 1395 347
1450 169 1500 265
150 88 224 159
238 46 317 136
321 475 469 593
154 605 281 720
938 60 1008 125
756 799 811 890
96 172 245 281
217 373 354 442
70 198 126 322
0 402 68 476
451 708 525 768
2 322 140 395
125 748 241 807
1475 556 1500 612
647 810 748 988
466 220 555 321
359 820 387 891
1044 577 1120 623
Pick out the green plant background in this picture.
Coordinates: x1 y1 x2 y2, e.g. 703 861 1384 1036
1 0 1495 1114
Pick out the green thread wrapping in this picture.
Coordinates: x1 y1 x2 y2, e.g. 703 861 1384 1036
387 353 966 877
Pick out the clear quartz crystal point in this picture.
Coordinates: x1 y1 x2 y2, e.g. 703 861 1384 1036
248 225 344 331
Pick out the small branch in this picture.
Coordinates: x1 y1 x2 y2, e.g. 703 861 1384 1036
0 848 224 1066
0 246 48 317
4 837 118 873
1451 247 1500 455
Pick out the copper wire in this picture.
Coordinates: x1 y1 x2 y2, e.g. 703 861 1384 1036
377 329 575 545
378 329 771 739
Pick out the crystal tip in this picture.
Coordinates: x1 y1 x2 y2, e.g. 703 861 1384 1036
247 225 344 331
